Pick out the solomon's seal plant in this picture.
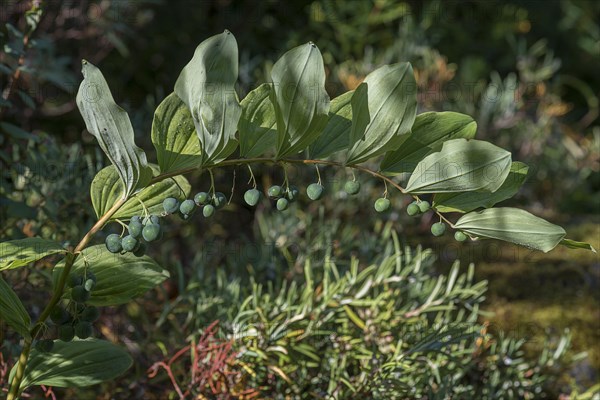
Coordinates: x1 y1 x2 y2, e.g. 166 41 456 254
0 30 595 399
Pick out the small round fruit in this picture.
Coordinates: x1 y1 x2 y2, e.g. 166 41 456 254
431 222 447 237
213 192 227 209
84 278 96 292
344 181 361 195
286 185 300 202
374 198 391 213
75 321 93 339
128 218 143 238
131 215 142 224
121 235 138 252
244 189 261 206
406 202 420 216
163 197 180 215
50 306 69 324
35 339 54 353
105 234 122 254
418 201 431 213
133 241 147 257
72 285 91 303
306 183 324 200
454 231 468 242
142 223 161 242
276 198 289 211
179 199 196 215
81 306 100 323
203 204 215 218
58 324 75 342
268 185 283 198
194 192 209 206
68 273 83 288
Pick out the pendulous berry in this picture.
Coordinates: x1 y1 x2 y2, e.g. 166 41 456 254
268 185 283 198
128 218 143 238
50 306 69 324
142 223 161 242
344 181 361 195
431 222 446 237
203 204 215 218
213 192 227 209
374 198 391 213
68 273 83 288
35 339 54 353
286 185 300 202
406 202 420 216
133 241 147 257
121 235 138 252
80 306 100 323
179 199 196 216
105 234 122 254
163 197 180 215
58 324 75 342
72 285 90 303
454 231 468 242
194 192 209 206
244 189 261 206
418 201 431 213
84 278 96 292
276 198 289 211
306 183 324 200
74 321 93 339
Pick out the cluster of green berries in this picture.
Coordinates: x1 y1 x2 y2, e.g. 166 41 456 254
105 215 162 256
242 183 324 210
163 191 227 220
37 271 101 350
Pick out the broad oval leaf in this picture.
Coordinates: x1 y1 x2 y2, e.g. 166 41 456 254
76 60 152 198
18 339 132 390
453 207 566 252
405 139 512 194
151 92 202 172
345 63 417 165
380 111 477 174
53 245 169 306
0 238 66 271
309 91 354 159
0 275 31 338
91 165 190 221
433 162 528 213
271 42 330 158
174 30 241 165
238 83 277 158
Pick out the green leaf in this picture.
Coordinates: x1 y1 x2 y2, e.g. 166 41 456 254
453 207 566 252
90 165 190 221
271 42 330 158
151 92 202 172
0 238 66 271
174 30 241 165
309 91 354 159
380 111 477 174
238 83 277 158
345 63 417 165
0 275 31 338
76 60 152 198
405 139 512 194
53 245 169 306
433 162 528 213
559 239 597 253
17 339 132 390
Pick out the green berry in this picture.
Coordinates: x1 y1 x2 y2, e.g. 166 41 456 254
121 235 138 252
50 306 69 324
418 201 431 213
276 198 289 211
194 192 209 206
203 204 215 218
374 198 391 213
81 306 100 323
179 199 195 216
163 197 179 215
286 185 300 202
133 241 147 257
344 181 361 195
72 285 90 303
268 185 283 198
105 234 122 254
213 192 227 209
407 202 420 216
128 218 143 238
306 183 324 200
84 278 96 292
131 215 142 224
244 188 261 206
431 222 447 237
142 223 161 242
68 273 83 288
58 324 75 342
74 321 93 339
35 339 54 353
454 231 468 242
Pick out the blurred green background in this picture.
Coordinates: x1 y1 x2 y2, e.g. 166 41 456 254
1 0 599 398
